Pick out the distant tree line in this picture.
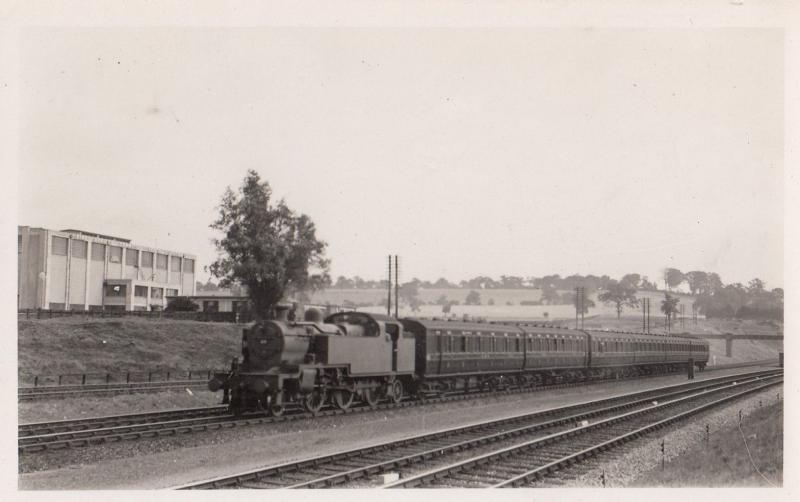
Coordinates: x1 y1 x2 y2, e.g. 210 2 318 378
200 267 782 322
324 273 659 292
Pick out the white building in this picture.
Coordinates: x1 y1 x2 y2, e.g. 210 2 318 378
18 226 197 311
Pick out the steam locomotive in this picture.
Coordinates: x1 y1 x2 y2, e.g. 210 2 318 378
208 309 709 416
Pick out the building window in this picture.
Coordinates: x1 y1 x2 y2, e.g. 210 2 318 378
202 300 219 313
105 284 126 297
151 287 163 299
18 235 22 254
156 253 168 270
52 236 68 256
184 258 194 273
141 251 153 268
71 240 87 259
170 256 182 272
109 246 122 263
166 288 178 297
126 249 139 266
134 286 148 298
91 243 106 261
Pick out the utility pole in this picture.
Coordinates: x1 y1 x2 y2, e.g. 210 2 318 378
575 287 585 329
394 255 399 318
642 298 646 333
387 255 392 317
580 287 585 329
575 286 579 330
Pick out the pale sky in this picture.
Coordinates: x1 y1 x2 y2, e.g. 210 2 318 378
17 27 784 287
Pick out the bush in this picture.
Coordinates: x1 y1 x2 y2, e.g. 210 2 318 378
165 297 199 312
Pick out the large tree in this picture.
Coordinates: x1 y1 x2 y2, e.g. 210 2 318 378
209 170 330 319
663 268 685 291
661 293 680 331
684 271 708 296
598 280 639 319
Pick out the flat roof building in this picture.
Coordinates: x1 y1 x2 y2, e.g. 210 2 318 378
18 226 197 311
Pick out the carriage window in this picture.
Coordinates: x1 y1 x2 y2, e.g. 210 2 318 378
515 338 520 352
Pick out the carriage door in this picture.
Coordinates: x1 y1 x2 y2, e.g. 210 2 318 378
386 324 400 372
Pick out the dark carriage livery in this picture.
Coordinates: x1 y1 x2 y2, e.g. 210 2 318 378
211 312 709 415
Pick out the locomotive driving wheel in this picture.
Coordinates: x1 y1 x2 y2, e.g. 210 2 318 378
390 380 404 404
303 389 327 414
332 384 356 411
361 388 379 408
269 404 284 417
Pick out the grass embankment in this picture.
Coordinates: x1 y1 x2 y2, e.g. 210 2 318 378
18 318 242 379
636 401 783 487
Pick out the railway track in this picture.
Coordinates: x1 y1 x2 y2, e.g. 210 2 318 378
19 365 778 454
174 368 782 489
19 406 228 438
18 380 209 401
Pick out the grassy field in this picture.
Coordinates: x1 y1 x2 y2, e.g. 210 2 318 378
17 318 242 379
634 400 783 486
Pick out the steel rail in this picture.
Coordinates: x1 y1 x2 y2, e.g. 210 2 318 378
20 366 779 454
492 377 784 487
19 406 228 437
18 380 209 401
174 368 781 489
386 377 782 488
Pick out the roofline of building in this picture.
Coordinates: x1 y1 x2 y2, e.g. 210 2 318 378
18 225 197 259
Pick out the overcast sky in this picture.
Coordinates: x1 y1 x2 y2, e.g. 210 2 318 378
17 27 783 287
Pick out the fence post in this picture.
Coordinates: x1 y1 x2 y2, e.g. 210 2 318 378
188 370 192 380
81 374 86 385
58 375 62 385
34 375 38 387
106 373 110 384
148 372 152 382
126 372 130 383
207 370 211 380
166 371 170 381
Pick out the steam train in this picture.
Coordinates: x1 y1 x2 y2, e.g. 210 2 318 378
208 309 709 415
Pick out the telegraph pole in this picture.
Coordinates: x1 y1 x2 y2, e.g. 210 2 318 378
575 287 585 329
387 255 392 317
394 255 399 318
580 287 585 329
